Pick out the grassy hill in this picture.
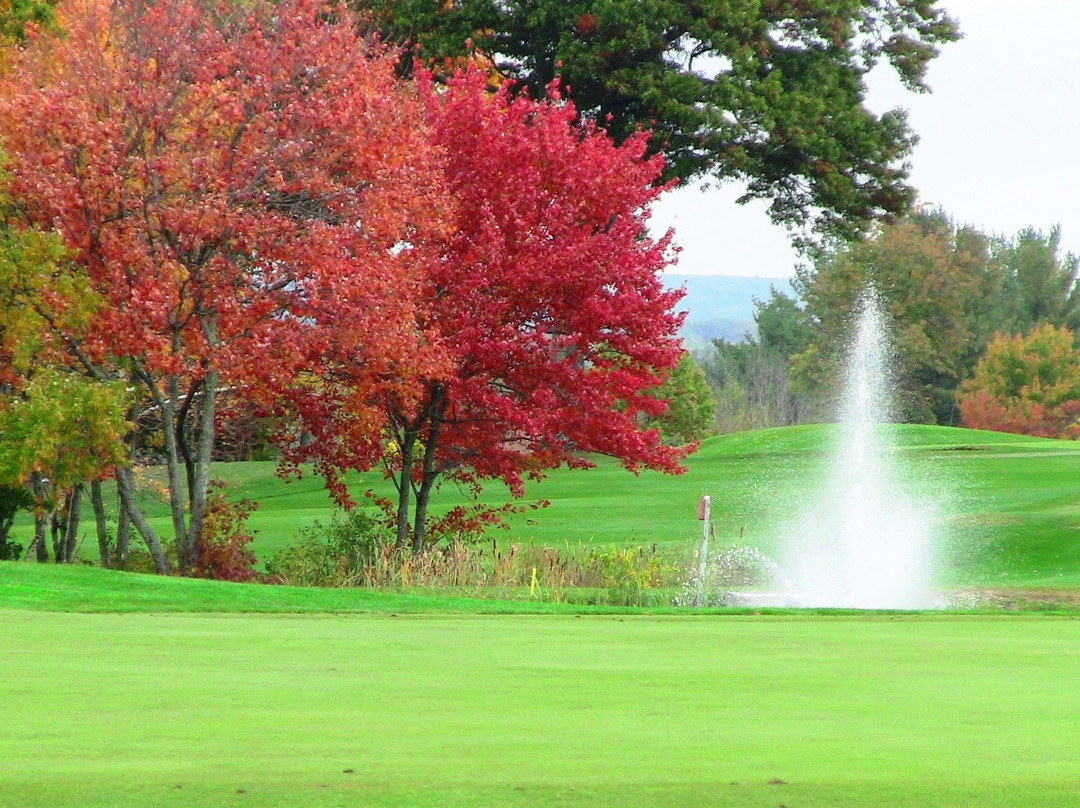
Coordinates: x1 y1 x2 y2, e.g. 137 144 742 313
7 424 1080 588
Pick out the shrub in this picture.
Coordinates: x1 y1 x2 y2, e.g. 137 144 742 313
195 481 258 581
265 509 391 587
124 542 179 574
488 541 683 605
585 545 673 606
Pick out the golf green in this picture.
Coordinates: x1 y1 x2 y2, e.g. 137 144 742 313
2 610 1078 807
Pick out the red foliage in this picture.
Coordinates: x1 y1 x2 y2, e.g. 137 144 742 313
960 390 1080 439
416 71 688 478
287 69 689 541
961 390 1050 437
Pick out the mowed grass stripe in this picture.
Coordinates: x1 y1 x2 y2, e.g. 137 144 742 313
2 611 1078 807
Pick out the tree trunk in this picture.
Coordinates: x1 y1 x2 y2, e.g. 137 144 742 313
115 488 132 568
0 512 15 547
33 511 48 562
412 391 446 554
50 508 63 562
136 361 191 570
91 480 110 568
186 361 219 573
115 466 172 574
395 429 417 549
177 378 202 514
162 374 194 571
62 483 83 563
29 472 49 562
412 468 436 554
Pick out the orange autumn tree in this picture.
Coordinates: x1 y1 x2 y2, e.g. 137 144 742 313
959 324 1080 438
0 0 446 572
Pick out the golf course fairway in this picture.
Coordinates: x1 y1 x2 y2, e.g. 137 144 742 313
3 610 1078 807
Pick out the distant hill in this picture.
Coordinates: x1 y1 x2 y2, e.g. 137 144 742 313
662 273 795 348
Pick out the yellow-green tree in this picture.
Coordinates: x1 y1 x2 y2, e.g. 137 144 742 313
0 0 56 41
648 352 716 446
0 370 131 561
0 225 154 565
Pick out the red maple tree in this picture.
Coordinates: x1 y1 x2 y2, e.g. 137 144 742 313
0 0 446 571
287 70 689 550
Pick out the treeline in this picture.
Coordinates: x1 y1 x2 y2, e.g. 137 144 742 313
691 210 1080 436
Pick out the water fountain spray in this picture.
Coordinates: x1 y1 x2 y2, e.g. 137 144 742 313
779 287 937 608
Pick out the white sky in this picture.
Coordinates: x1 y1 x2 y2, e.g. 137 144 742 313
652 0 1080 278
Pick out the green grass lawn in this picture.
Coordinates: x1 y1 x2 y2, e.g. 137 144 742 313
2 609 1078 808
8 423 1080 586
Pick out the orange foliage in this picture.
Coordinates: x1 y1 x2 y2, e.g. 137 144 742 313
0 0 451 569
